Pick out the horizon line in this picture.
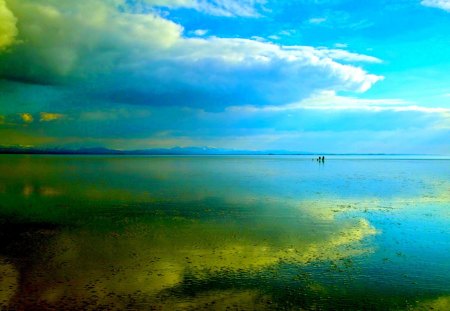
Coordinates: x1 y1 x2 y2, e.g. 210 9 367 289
0 146 447 157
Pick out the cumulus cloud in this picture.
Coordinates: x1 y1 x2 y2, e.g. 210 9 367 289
105 37 382 107
421 0 450 12
0 0 382 109
0 0 17 50
0 0 181 83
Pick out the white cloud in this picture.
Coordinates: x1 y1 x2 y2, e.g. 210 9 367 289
0 0 17 50
421 0 450 12
334 43 348 48
298 91 411 111
192 29 208 36
145 0 267 17
309 17 326 24
283 46 382 63
227 90 450 116
156 38 383 101
267 35 280 40
2 0 182 79
278 29 295 36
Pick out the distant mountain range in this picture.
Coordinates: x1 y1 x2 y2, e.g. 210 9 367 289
0 146 316 155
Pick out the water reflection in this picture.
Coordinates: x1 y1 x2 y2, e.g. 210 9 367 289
0 155 449 310
6 217 374 308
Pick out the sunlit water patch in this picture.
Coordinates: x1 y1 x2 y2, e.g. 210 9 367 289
0 155 449 310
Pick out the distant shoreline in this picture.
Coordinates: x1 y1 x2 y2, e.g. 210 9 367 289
0 147 446 157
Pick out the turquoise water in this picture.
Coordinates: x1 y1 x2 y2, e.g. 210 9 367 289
0 155 449 310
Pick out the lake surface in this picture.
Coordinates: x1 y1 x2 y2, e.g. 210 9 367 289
0 155 449 310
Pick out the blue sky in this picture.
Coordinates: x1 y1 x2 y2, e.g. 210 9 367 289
0 0 449 153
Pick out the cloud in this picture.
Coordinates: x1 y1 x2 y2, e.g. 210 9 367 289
192 29 208 36
6 92 446 153
421 0 450 12
297 92 450 132
89 38 382 108
1 0 181 83
304 10 374 30
334 43 348 48
40 112 64 122
0 0 17 50
282 46 382 63
309 17 327 24
227 91 408 112
0 0 382 110
20 113 33 123
145 0 267 17
317 48 381 63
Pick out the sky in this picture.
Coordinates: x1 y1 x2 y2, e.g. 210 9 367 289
0 0 449 153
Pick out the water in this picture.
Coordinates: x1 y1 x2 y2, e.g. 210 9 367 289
0 155 449 310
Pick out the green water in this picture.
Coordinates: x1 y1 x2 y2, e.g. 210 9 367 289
0 155 449 310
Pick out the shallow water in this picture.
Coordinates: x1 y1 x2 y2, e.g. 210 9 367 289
0 155 449 310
